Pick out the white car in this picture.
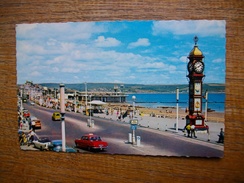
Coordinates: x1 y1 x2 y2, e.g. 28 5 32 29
33 137 51 151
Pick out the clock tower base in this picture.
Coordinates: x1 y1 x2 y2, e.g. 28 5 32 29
185 114 208 131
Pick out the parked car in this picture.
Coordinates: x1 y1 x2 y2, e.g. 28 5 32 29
48 140 62 151
75 133 108 151
52 112 61 121
23 110 30 118
33 137 51 151
48 140 76 153
30 116 42 129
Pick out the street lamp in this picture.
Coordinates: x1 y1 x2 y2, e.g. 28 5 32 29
204 90 208 122
85 82 87 114
89 95 92 123
60 83 66 152
132 95 136 119
132 95 136 145
176 88 179 133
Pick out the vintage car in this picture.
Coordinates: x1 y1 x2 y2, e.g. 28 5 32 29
48 140 76 153
48 140 62 151
33 137 51 151
30 116 42 129
23 110 30 118
52 112 61 121
75 133 108 151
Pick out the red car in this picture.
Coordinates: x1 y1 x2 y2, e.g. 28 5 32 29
23 110 30 118
75 133 108 151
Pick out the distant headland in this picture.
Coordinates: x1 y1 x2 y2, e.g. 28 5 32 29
36 82 225 93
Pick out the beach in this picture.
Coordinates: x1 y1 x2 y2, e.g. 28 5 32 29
106 103 224 123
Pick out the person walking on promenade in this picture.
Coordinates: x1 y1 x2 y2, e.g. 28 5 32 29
186 124 191 137
27 130 38 146
217 128 224 143
31 120 36 132
27 117 31 130
19 132 27 146
190 124 197 138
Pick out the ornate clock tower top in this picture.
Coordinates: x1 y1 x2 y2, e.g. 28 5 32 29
188 36 204 58
187 36 205 75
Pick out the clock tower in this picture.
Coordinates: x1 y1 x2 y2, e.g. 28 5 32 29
186 36 206 129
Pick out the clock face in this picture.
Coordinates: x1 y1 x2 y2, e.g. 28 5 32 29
187 62 193 72
193 61 204 73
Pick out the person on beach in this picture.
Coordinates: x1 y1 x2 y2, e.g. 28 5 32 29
217 128 224 143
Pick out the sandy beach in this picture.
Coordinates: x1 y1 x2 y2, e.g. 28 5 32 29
106 103 224 123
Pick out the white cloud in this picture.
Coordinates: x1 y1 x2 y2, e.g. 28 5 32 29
212 58 223 63
179 56 188 63
128 38 150 48
30 71 42 77
152 20 226 37
94 36 121 47
17 22 107 42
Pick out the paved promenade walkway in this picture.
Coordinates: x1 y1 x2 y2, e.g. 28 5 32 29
93 111 225 145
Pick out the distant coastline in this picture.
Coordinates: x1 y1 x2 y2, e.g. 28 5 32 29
36 82 225 94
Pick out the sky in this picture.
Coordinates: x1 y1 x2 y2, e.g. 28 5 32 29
16 20 226 85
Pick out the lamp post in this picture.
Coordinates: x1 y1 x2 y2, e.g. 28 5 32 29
132 95 136 144
60 84 66 152
204 90 208 122
74 91 77 113
176 88 179 132
132 95 136 119
85 82 87 114
89 95 92 123
20 86 23 117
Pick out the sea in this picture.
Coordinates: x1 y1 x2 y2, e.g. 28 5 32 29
126 93 225 113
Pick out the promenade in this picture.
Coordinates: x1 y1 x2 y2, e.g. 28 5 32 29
93 111 225 145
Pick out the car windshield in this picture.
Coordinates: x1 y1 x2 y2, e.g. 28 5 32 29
90 136 101 141
53 143 62 147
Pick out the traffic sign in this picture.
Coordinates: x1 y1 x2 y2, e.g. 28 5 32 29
130 124 137 130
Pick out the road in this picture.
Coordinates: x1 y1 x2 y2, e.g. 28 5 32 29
23 103 224 157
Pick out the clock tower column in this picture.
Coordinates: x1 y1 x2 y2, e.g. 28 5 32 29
186 36 206 130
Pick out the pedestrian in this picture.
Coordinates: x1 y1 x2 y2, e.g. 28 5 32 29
31 120 36 132
190 124 197 138
19 132 27 146
217 128 224 143
27 130 38 145
27 117 31 130
186 124 191 137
